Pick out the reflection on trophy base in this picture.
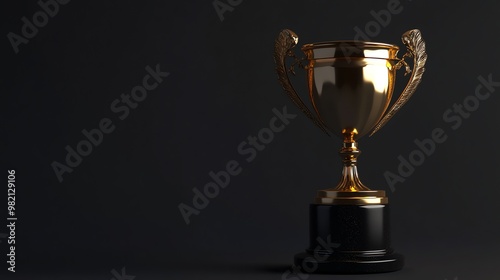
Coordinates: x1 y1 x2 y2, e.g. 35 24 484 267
294 203 404 273
294 250 404 274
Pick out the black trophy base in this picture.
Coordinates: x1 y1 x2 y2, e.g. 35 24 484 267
294 203 404 274
294 251 404 274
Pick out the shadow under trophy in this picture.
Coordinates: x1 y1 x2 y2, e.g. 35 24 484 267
274 29 427 273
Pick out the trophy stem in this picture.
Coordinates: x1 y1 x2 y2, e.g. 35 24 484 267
334 141 371 192
315 130 387 204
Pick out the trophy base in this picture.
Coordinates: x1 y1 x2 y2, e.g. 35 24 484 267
294 203 404 274
294 251 404 274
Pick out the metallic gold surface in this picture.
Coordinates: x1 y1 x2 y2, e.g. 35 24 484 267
273 29 427 205
370 29 428 136
316 190 388 205
303 44 397 140
273 29 329 135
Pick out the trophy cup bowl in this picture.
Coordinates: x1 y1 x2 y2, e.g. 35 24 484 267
274 29 427 273
304 41 398 140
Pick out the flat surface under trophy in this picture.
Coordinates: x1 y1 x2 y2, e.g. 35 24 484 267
274 29 427 273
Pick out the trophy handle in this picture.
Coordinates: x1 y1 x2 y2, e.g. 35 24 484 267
369 29 428 137
273 29 329 135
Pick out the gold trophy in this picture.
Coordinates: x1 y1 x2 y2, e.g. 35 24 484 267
274 29 427 273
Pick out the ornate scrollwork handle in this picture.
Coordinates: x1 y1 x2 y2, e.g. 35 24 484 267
369 29 428 136
273 29 329 135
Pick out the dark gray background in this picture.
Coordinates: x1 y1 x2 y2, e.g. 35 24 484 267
1 0 499 279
